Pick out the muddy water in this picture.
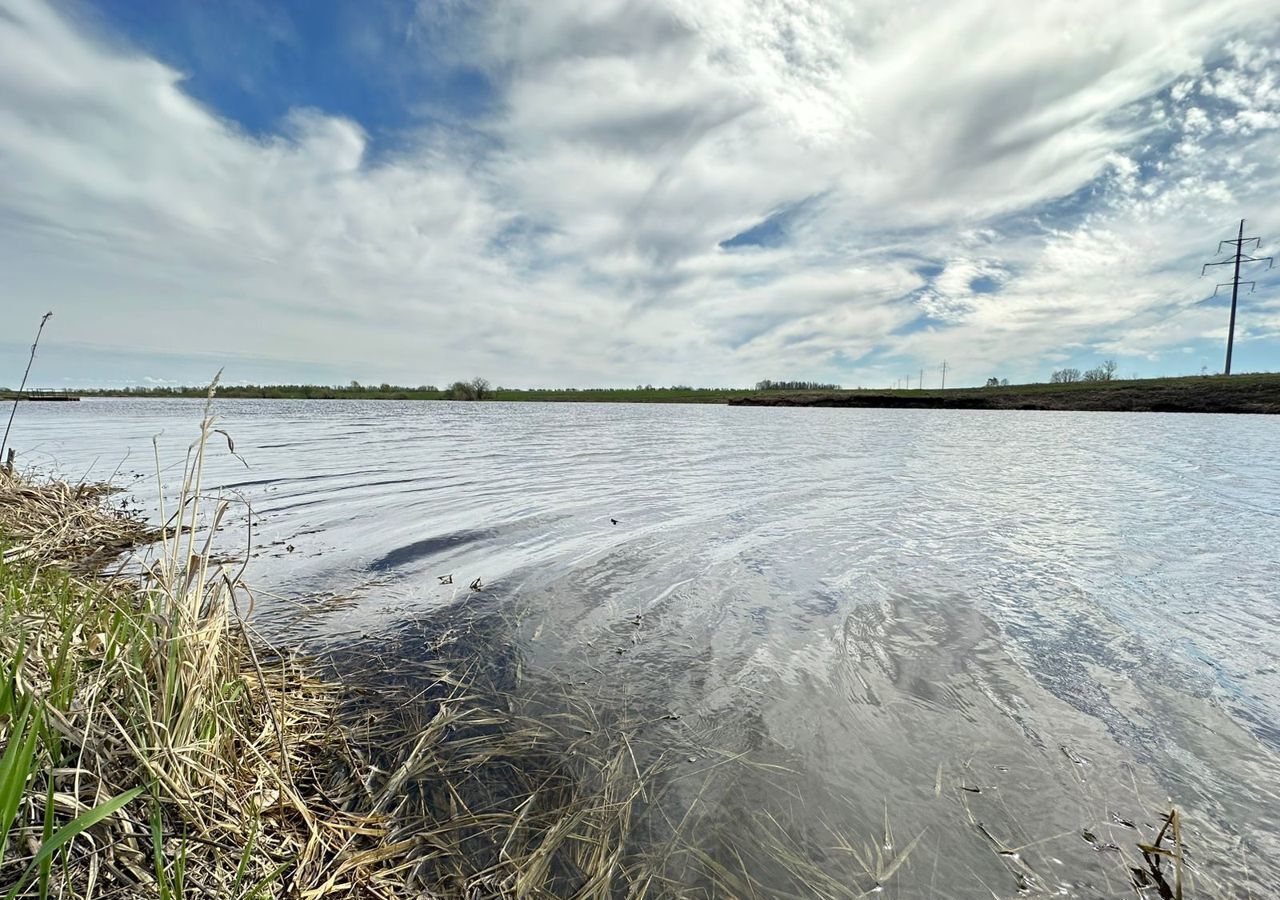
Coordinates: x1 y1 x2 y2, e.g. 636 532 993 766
14 398 1280 896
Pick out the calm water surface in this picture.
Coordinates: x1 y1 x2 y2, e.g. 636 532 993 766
12 399 1280 896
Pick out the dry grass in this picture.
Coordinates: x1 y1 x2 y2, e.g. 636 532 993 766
0 387 414 898
0 475 152 574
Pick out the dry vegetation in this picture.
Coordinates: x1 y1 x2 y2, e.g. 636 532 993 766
0 404 412 898
0 478 152 575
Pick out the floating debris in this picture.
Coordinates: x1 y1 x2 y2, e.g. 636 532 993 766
1060 744 1089 766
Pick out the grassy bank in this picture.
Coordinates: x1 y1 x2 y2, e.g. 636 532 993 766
0 418 415 897
730 372 1280 414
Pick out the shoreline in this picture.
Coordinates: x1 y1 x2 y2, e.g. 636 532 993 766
7 372 1280 412
729 373 1280 414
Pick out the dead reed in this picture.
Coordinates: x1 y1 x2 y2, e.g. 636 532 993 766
0 474 152 574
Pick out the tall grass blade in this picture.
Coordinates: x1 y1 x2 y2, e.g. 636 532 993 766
0 697 39 872
3 785 144 900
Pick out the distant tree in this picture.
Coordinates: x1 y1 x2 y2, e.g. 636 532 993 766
379 383 393 392
349 380 362 390
1000 378 1009 386
445 381 475 400
985 377 1000 387
443 377 492 400
1081 360 1118 383
1051 368 1081 384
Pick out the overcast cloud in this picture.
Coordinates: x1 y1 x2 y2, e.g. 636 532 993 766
2 0 1279 388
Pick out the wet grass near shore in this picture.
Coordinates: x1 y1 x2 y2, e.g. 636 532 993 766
0 418 404 898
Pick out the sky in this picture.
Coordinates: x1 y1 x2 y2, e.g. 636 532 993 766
2 0 1280 389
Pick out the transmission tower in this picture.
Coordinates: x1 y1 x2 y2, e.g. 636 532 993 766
1202 219 1272 375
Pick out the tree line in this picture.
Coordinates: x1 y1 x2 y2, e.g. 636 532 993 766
754 379 841 391
1050 360 1117 384
72 379 730 400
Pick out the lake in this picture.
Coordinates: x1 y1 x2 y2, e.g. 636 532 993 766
10 398 1280 896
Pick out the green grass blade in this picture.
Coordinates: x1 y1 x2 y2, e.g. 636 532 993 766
232 815 259 893
0 697 39 872
4 785 145 900
37 779 55 900
151 800 170 899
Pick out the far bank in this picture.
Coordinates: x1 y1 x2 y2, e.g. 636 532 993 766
7 372 1280 413
730 373 1280 415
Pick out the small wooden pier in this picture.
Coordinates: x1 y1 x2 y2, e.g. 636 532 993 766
2 389 80 401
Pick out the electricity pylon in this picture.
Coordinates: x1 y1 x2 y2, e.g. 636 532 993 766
1202 219 1272 375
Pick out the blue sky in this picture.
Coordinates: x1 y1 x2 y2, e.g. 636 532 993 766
2 0 1280 389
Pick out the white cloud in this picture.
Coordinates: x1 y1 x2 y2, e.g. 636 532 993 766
2 0 1280 387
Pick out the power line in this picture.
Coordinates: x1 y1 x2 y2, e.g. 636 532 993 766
1202 219 1272 375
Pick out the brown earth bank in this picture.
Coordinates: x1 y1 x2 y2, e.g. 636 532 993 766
729 373 1280 414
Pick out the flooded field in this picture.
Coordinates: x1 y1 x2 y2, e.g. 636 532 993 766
11 398 1280 897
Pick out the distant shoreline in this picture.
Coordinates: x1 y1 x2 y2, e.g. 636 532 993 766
4 373 1278 413
729 373 1280 414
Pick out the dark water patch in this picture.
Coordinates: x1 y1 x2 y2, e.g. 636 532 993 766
370 528 497 572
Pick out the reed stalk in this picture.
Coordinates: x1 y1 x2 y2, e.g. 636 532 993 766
1 312 53 469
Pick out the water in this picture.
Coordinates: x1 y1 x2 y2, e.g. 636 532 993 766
11 398 1280 896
